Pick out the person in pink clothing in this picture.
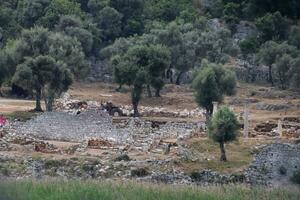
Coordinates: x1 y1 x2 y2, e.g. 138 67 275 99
0 115 6 127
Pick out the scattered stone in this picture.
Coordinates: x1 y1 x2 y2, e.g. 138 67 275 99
0 139 10 151
65 143 87 154
34 142 59 154
131 167 149 177
254 122 277 132
255 103 290 111
88 139 113 149
114 154 131 162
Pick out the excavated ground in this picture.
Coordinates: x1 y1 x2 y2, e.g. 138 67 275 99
0 82 299 186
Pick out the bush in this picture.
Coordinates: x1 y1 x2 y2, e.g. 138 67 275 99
290 170 300 185
278 166 287 175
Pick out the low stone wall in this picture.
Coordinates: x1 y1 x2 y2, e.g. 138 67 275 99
245 143 300 186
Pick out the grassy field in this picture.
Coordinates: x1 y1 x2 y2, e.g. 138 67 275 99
0 181 299 200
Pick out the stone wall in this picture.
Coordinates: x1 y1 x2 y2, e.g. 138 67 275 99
245 143 300 186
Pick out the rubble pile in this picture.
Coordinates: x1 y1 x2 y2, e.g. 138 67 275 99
55 93 100 113
0 139 10 151
6 109 129 143
54 93 206 118
120 105 205 118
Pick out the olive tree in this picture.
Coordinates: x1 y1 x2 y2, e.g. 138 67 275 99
288 25 300 49
12 56 72 112
3 26 89 111
289 58 300 92
112 46 145 117
112 44 170 116
56 15 94 56
274 54 293 90
146 45 170 97
0 51 9 95
257 41 298 86
192 61 236 122
208 106 239 162
97 6 122 42
255 11 291 42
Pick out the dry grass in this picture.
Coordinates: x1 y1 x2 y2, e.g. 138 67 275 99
180 138 278 173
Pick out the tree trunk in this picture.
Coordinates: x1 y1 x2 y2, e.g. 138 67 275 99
46 95 54 112
268 65 274 86
175 72 184 85
35 87 43 112
219 141 227 162
132 85 142 117
155 88 160 97
116 84 122 92
205 106 213 125
147 85 152 97
167 67 173 83
133 102 139 117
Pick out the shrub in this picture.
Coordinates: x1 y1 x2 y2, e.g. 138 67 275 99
290 170 300 185
278 166 287 175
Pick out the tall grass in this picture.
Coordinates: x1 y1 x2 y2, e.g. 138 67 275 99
0 180 299 200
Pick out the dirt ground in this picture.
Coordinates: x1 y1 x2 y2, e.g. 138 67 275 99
1 82 299 123
68 82 300 123
0 98 38 113
0 82 299 175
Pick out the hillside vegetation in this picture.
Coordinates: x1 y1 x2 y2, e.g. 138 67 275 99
1 1 300 108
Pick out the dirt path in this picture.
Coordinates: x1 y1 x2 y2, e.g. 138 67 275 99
0 98 39 113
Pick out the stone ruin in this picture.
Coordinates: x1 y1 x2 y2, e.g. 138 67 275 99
245 143 300 186
5 109 205 154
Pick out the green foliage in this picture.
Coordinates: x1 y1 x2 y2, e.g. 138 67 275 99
274 54 292 90
223 2 241 27
0 51 9 86
255 12 291 42
97 6 122 42
289 58 300 92
109 0 145 36
239 36 259 57
112 44 170 115
87 0 109 15
192 61 237 116
1 0 300 100
0 5 21 43
145 0 193 22
208 106 239 161
209 107 239 141
16 0 50 28
12 55 72 111
246 0 300 20
56 15 94 55
2 26 88 110
257 41 298 86
200 0 224 18
1 181 300 200
290 170 300 185
289 25 300 49
39 0 85 28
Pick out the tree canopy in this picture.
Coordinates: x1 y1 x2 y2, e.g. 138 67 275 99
112 44 170 116
192 61 237 119
208 106 239 161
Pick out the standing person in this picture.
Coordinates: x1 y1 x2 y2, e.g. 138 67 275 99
0 115 6 128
